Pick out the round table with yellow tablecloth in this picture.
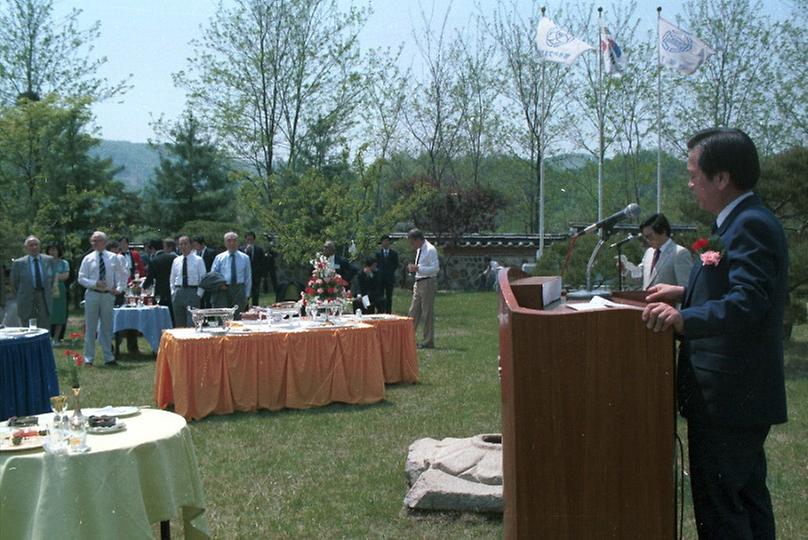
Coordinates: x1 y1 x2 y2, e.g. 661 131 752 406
0 408 208 539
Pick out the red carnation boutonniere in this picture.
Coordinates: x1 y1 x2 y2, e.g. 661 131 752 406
692 235 725 267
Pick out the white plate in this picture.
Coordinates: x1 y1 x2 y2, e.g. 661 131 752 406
0 433 45 452
94 406 140 418
0 327 30 334
87 422 126 434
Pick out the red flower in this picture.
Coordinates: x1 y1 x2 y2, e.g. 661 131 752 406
64 350 72 357
327 287 335 294
305 287 315 295
69 332 83 340
73 354 84 367
692 238 709 252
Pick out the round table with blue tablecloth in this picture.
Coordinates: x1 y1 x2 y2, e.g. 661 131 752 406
0 328 60 421
113 306 173 353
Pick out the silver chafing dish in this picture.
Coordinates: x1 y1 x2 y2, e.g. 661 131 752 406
188 306 239 333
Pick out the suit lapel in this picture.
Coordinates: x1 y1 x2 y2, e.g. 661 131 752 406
683 194 760 307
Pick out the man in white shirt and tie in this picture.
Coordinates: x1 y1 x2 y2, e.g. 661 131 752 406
170 236 206 327
78 231 125 366
638 213 693 290
211 231 251 317
407 229 439 349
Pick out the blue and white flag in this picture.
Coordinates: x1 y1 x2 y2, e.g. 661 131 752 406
535 16 594 65
658 17 715 75
600 26 625 75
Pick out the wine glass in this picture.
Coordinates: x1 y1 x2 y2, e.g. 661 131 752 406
50 395 68 426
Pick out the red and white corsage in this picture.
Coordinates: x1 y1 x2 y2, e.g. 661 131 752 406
692 236 725 267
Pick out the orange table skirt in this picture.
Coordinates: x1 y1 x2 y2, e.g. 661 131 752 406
154 324 386 421
361 316 419 384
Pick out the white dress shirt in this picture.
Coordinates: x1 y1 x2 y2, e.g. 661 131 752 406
211 250 252 293
414 240 439 280
78 250 125 292
716 191 754 229
170 253 207 296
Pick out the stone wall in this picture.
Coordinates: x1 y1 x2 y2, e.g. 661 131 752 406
439 246 538 291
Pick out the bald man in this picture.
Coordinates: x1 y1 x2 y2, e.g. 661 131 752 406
10 236 55 329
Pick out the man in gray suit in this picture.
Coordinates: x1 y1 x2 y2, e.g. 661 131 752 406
638 214 693 290
10 236 54 329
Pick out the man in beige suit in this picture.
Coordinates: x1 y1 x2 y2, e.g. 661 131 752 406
407 229 439 349
10 236 55 329
639 214 693 290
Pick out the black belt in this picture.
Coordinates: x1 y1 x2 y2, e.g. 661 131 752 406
177 285 199 289
415 277 434 282
90 288 114 295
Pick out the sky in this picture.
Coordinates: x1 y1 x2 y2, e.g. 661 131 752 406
55 0 792 143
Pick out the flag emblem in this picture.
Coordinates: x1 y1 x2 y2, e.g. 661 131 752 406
546 27 574 48
658 17 714 75
661 29 693 53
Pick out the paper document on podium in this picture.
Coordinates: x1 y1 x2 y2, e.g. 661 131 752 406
566 295 641 311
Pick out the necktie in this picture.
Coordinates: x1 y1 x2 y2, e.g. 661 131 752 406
182 256 189 287
99 253 106 283
230 252 237 285
651 249 661 272
33 257 43 289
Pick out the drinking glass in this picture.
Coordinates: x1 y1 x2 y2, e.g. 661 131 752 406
28 318 37 329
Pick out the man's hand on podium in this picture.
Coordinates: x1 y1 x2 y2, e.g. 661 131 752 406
642 302 683 333
645 284 684 304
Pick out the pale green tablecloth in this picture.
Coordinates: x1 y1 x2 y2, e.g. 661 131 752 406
0 409 209 539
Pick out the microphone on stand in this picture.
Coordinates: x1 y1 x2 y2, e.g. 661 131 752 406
575 203 641 237
609 233 641 249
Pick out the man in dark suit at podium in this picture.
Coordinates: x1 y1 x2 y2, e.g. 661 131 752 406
375 235 399 313
643 128 787 540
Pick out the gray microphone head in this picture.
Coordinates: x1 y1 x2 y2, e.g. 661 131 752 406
625 203 641 219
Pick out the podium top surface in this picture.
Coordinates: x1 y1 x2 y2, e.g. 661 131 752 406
499 268 650 316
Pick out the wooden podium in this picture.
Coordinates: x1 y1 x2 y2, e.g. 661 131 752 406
498 268 675 539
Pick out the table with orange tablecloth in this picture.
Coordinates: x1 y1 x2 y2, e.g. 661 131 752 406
154 323 386 420
352 315 418 384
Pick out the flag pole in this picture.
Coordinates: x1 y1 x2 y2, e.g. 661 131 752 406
656 6 662 214
597 6 604 228
538 6 547 260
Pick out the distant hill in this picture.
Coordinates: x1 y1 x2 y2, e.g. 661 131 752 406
91 140 161 191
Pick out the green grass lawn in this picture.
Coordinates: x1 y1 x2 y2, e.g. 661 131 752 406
52 290 807 539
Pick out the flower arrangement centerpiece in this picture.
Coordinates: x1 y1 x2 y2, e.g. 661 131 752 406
302 253 352 320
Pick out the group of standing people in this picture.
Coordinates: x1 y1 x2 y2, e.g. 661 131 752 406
2 226 444 358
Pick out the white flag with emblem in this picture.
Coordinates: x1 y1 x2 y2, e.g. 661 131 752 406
658 17 715 75
535 16 594 65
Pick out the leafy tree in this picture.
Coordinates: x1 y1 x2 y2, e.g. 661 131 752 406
758 147 808 295
774 0 808 146
144 111 236 234
0 95 138 259
242 147 431 266
668 0 782 155
175 0 368 203
489 1 576 241
0 0 129 104
404 3 468 189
